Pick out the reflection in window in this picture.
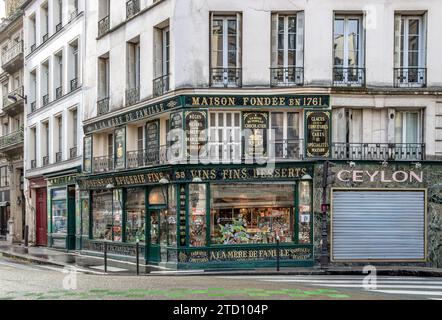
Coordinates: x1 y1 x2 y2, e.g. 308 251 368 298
80 191 89 237
298 181 312 244
189 184 206 247
211 184 294 245
52 189 67 234
126 188 145 243
92 189 122 242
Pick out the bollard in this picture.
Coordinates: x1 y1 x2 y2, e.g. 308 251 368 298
104 242 108 273
24 225 29 247
276 236 280 272
136 240 140 276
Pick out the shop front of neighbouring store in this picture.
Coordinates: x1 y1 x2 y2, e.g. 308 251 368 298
78 164 316 269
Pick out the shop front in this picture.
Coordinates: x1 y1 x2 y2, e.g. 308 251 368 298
78 164 315 269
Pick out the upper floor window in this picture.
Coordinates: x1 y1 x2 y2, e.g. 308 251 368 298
395 111 422 144
98 0 111 36
97 53 110 116
126 38 140 106
153 25 170 97
270 12 304 86
394 14 427 87
55 0 63 32
41 3 49 43
69 40 79 91
333 15 365 86
210 13 242 88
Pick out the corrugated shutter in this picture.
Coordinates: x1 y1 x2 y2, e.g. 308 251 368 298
332 191 425 261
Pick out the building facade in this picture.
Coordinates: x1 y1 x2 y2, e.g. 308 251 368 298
0 0 25 243
23 0 84 249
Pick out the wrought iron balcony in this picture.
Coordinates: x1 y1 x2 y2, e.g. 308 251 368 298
153 75 169 97
70 146 78 159
126 0 140 19
42 33 49 43
331 142 425 161
1 41 24 72
69 9 78 22
42 156 50 167
98 15 110 37
93 155 114 173
42 94 49 107
126 146 168 169
125 87 140 107
70 78 78 92
333 67 366 87
56 152 63 163
97 97 110 116
270 67 304 87
55 86 63 100
0 127 24 152
30 44 36 53
56 22 63 32
210 68 242 88
31 160 37 169
394 68 427 87
30 101 37 113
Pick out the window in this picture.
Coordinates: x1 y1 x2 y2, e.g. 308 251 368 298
208 112 241 162
271 12 304 86
125 188 145 243
137 126 144 151
126 39 140 105
298 181 312 244
52 189 67 234
211 184 295 245
56 116 63 160
29 14 36 50
41 3 49 42
0 167 10 187
270 112 301 160
69 40 79 91
92 189 122 241
54 0 63 31
333 15 364 85
210 14 242 87
153 25 170 97
189 184 206 247
80 191 89 237
395 111 422 144
71 109 78 148
107 133 113 157
394 14 427 86
98 54 110 100
55 51 63 98
41 61 50 106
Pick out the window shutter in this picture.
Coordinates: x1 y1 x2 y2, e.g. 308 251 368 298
128 44 135 88
237 13 242 69
210 12 214 69
154 29 163 78
270 13 278 67
393 14 402 68
296 11 305 68
422 13 427 68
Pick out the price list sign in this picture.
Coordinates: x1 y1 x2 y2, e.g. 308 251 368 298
179 185 187 246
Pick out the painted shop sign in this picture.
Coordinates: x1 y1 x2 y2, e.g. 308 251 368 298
243 112 268 159
185 110 207 158
179 185 187 246
187 95 330 108
337 170 424 183
146 120 160 163
170 111 184 160
305 110 331 158
114 127 126 170
47 175 77 187
84 97 181 134
83 136 93 173
178 246 313 263
79 171 170 189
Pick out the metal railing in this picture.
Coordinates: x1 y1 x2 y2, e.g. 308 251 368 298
70 78 78 91
270 67 304 87
125 87 140 107
0 127 24 150
69 8 78 22
42 33 49 43
98 15 110 37
30 44 36 53
3 86 24 108
56 152 63 163
1 41 23 67
97 97 110 116
153 74 169 97
55 86 63 100
42 94 49 107
93 155 114 173
30 101 37 113
331 142 425 161
126 0 140 19
70 146 78 159
126 146 168 169
394 68 427 87
42 156 50 166
56 22 63 32
31 160 37 169
210 68 242 88
333 67 366 87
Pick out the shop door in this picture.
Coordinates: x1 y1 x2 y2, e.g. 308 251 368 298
36 188 48 246
0 207 9 237
147 209 161 263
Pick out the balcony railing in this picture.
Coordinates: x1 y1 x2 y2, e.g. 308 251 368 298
1 41 24 67
69 9 78 22
56 22 63 32
30 44 36 53
55 86 63 100
93 155 114 173
97 97 110 116
125 87 140 107
210 68 242 88
0 127 24 150
3 86 24 108
331 142 425 161
42 156 50 166
333 67 366 87
98 15 110 37
126 0 140 19
42 94 49 107
126 146 168 169
270 67 304 87
153 75 169 97
42 33 49 43
31 160 37 169
70 146 78 159
394 68 427 87
56 152 63 163
70 78 78 91
30 101 37 113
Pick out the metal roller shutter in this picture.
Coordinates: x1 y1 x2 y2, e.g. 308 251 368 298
332 190 425 261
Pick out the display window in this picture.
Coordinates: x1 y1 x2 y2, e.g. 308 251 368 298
126 188 145 243
92 189 123 242
298 181 312 244
189 184 207 247
80 191 90 237
52 189 67 235
211 184 295 245
112 190 123 242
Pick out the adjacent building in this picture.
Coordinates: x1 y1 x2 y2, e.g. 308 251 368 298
0 0 25 243
75 0 442 269
23 0 84 249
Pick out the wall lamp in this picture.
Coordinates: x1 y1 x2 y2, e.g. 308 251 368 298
7 93 27 104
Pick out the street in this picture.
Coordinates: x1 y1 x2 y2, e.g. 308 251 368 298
1 256 441 300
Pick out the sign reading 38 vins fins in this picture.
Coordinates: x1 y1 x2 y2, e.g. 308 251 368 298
305 110 331 158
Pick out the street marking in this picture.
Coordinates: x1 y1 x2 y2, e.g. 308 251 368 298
90 265 128 272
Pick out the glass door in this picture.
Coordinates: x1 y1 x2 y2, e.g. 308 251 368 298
147 209 161 263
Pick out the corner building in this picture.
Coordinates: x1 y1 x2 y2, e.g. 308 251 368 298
79 0 442 269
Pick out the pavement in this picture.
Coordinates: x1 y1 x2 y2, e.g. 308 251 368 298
1 241 442 277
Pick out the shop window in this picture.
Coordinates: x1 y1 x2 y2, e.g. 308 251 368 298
211 184 295 245
92 189 122 241
126 188 146 243
52 189 67 235
189 184 207 247
80 191 89 237
298 181 312 244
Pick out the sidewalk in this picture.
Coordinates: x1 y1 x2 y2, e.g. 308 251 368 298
1 241 442 277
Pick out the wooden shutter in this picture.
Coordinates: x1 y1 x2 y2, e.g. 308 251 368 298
393 14 402 68
296 11 304 68
270 13 278 67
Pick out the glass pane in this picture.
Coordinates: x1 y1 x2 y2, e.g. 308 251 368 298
150 211 159 245
409 35 419 51
348 50 358 67
112 189 123 242
287 50 295 67
189 184 207 247
52 189 67 235
212 20 223 35
288 34 295 50
228 19 237 35
288 16 296 33
287 113 300 139
408 19 419 35
226 113 232 126
334 50 344 66
228 35 236 51
125 188 145 243
278 34 284 50
92 190 113 241
408 51 419 67
278 50 284 66
81 192 89 237
334 19 344 36
405 113 419 143
298 181 311 244
234 113 240 127
395 112 403 143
